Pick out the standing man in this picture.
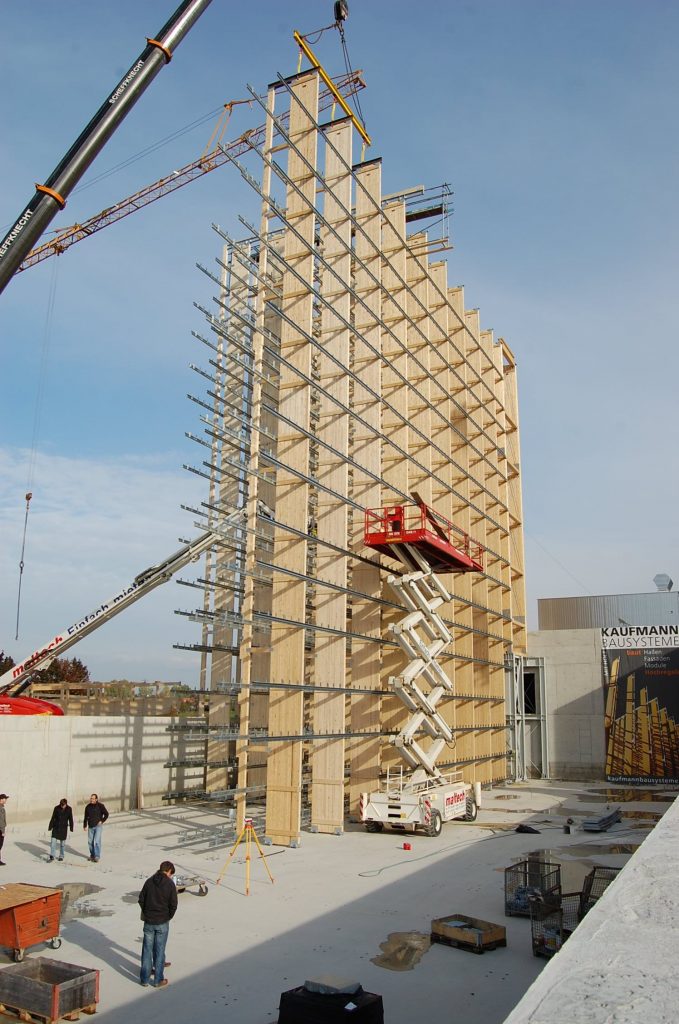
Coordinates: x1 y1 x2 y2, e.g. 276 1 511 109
82 793 108 862
138 861 177 988
0 794 8 866
48 798 74 861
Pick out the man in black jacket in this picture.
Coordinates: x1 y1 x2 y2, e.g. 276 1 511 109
48 798 74 861
0 794 8 866
138 861 177 988
82 794 109 862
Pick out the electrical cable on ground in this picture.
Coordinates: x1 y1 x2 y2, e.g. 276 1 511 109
357 823 536 878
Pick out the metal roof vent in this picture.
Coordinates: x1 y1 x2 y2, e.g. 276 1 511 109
653 573 673 592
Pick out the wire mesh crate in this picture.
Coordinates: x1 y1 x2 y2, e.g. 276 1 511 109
580 866 621 918
560 892 582 934
528 890 579 959
504 860 562 917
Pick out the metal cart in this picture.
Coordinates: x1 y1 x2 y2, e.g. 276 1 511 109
0 884 62 962
175 874 208 897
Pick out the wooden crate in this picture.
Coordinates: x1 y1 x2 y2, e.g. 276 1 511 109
0 957 98 1024
431 913 507 954
0 886 62 961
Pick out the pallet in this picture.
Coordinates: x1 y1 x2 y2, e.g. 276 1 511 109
0 1001 96 1024
430 913 507 955
430 931 507 955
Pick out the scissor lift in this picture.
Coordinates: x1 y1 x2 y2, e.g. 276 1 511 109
359 504 483 836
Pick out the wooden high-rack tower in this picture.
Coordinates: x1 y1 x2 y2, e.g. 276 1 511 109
181 61 527 847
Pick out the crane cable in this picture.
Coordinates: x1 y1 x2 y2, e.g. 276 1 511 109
336 18 366 132
15 492 32 641
299 11 368 144
14 256 59 639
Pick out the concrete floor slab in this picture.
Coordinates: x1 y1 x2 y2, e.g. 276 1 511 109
0 782 662 1024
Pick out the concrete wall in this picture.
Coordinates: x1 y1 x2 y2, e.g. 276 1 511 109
528 628 605 779
0 715 183 824
503 794 679 1024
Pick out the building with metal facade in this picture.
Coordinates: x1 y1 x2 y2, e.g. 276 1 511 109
538 592 679 631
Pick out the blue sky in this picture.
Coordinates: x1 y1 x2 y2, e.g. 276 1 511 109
1 0 678 682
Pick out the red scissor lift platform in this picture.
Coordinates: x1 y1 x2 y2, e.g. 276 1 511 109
364 504 483 574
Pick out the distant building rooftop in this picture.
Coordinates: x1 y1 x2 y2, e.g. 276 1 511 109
537 590 679 630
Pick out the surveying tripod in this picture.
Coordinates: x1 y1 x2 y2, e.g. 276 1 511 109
216 817 275 896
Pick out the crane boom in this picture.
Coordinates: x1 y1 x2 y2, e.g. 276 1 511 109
0 0 213 296
0 521 239 697
17 71 365 275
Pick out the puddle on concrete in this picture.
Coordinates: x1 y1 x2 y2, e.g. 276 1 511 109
513 846 636 892
565 843 640 857
491 794 520 800
577 789 677 803
560 807 663 821
122 891 140 904
371 931 431 972
485 807 557 815
57 883 113 921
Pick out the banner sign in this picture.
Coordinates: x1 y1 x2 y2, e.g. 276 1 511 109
601 626 679 783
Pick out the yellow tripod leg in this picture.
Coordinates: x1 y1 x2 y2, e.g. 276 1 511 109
216 823 247 886
250 824 275 885
245 825 251 896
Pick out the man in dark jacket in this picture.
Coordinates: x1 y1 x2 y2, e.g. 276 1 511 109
0 794 8 866
82 794 109 862
48 798 74 861
138 861 177 988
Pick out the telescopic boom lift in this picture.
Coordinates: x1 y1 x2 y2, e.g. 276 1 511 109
0 518 241 713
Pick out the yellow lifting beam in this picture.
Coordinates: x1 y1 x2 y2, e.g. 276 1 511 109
293 30 371 147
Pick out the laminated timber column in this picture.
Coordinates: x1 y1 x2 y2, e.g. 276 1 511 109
198 248 230 696
446 285 474 752
199 246 230 789
493 341 513 654
425 258 459 755
487 335 513 781
502 343 527 654
380 198 411 776
234 85 277 832
466 308 493 782
349 158 383 812
476 327 503 782
428 261 455 518
206 246 253 795
311 117 352 834
266 70 320 847
405 239 432 504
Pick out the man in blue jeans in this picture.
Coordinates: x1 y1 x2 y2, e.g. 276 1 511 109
82 794 109 862
138 861 177 988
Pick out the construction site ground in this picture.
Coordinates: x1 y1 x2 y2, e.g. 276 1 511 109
0 780 669 1024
